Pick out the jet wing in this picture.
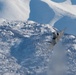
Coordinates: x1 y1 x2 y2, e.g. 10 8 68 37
55 28 65 43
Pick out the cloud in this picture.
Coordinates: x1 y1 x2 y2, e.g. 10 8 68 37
41 0 76 26
0 0 30 21
47 42 67 75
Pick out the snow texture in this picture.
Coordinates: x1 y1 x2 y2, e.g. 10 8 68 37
0 0 76 75
0 21 76 75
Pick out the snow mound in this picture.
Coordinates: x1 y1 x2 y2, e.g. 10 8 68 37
0 20 76 75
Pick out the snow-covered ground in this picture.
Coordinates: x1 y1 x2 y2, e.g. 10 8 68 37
0 21 76 75
0 0 76 75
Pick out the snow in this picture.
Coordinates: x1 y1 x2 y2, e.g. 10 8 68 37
0 0 30 21
0 21 75 75
0 18 6 24
72 44 76 50
69 35 76 39
0 0 76 74
4 73 20 75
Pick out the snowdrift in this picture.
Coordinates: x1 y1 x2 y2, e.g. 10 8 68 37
0 21 76 75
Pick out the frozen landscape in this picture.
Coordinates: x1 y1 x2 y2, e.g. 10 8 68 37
0 0 76 75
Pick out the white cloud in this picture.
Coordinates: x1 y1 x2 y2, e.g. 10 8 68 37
0 0 30 21
47 42 66 75
41 0 76 26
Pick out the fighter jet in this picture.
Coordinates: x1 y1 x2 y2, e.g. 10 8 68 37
48 28 66 49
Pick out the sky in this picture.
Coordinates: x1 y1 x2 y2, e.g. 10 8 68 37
29 0 76 23
0 0 76 35
29 0 55 23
